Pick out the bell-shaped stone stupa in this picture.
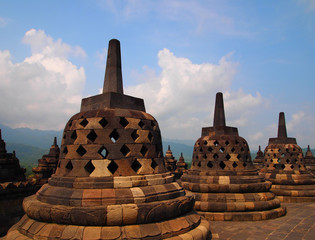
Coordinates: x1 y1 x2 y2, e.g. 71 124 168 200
6 39 210 240
181 92 286 221
304 145 315 175
263 112 315 202
31 137 60 188
175 153 188 178
0 129 36 236
253 145 264 169
164 145 177 174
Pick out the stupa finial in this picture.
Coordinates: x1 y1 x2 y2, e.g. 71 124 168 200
53 137 57 146
103 39 123 94
213 92 226 127
277 112 287 139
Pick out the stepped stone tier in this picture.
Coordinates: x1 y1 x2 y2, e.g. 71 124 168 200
304 145 315 175
0 129 36 236
31 137 60 188
6 39 211 240
253 146 264 169
181 92 286 221
164 145 177 174
262 112 315 202
175 153 188 178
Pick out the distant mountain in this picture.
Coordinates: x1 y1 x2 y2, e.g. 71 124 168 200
0 123 62 149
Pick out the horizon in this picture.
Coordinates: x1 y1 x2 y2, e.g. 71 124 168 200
0 1 315 150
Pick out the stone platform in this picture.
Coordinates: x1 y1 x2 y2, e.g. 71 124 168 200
209 202 315 240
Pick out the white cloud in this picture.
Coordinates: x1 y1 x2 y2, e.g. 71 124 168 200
0 29 86 130
125 48 263 140
287 112 305 132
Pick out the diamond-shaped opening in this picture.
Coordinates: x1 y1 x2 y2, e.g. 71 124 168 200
108 160 118 174
207 161 213 168
214 140 219 146
204 140 208 145
87 129 97 142
237 154 241 159
197 161 201 167
63 146 68 154
220 147 225 153
276 159 280 163
76 145 87 157
226 154 231 160
151 121 156 127
231 147 235 153
203 154 207 159
235 140 239 145
109 129 119 143
138 120 145 128
131 159 142 172
65 160 73 170
294 159 298 163
219 161 226 169
265 159 267 162
278 149 281 152
147 132 153 142
99 118 108 128
131 130 139 141
213 153 219 159
208 147 213 152
84 160 95 174
298 164 301 168
120 117 129 128
286 159 290 163
286 148 289 153
243 162 247 167
241 147 245 152
293 148 296 152
290 165 294 169
68 121 73 127
196 155 199 159
271 159 273 162
280 164 285 169
232 161 238 168
80 118 88 127
98 146 108 158
266 164 269 168
199 147 203 152
120 144 130 156
225 140 230 146
273 154 277 157
71 131 77 140
281 153 285 158
63 133 66 139
140 145 148 156
151 159 158 169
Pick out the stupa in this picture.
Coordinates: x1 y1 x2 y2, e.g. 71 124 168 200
181 92 286 221
31 137 60 188
0 129 36 236
253 146 264 169
304 145 315 175
6 39 211 239
164 145 177 173
175 153 188 178
263 112 315 202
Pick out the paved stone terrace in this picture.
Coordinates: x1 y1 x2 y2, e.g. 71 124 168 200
209 202 315 240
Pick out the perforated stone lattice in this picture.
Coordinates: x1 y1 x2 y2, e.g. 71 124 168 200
264 145 305 171
191 136 252 170
56 110 165 177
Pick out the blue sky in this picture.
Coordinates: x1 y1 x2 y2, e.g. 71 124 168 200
0 0 314 151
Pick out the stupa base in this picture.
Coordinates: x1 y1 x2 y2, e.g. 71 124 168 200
270 184 315 202
6 212 211 240
197 206 286 221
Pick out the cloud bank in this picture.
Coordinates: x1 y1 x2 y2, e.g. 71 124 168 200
125 48 263 140
0 29 86 130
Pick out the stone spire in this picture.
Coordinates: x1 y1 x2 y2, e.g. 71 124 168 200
103 39 123 94
213 92 226 127
277 112 287 138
